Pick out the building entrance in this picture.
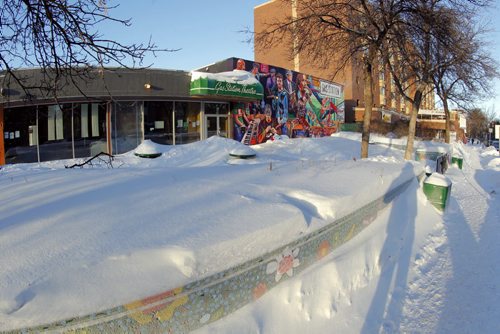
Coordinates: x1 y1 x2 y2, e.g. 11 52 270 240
204 103 229 139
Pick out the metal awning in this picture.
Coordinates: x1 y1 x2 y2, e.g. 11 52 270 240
190 70 263 100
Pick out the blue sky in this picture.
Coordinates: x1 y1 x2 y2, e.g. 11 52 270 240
102 0 500 117
480 1 500 118
101 0 265 70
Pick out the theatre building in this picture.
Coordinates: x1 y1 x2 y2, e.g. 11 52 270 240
0 57 344 165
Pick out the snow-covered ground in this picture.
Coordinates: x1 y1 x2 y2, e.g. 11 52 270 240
0 133 499 333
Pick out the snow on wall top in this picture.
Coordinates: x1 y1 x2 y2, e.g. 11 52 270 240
190 70 260 86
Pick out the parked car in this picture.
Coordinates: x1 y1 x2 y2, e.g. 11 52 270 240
491 140 499 152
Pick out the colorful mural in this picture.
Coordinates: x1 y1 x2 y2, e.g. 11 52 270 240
231 58 345 145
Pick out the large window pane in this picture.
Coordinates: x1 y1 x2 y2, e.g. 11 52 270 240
112 101 143 154
144 101 174 145
175 102 200 144
205 103 228 115
73 103 108 158
3 106 38 164
219 116 228 138
38 104 73 162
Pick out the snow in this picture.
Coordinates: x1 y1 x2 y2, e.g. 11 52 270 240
228 144 257 158
415 141 450 153
481 146 500 157
1 134 499 333
191 70 260 86
424 173 452 187
134 139 162 155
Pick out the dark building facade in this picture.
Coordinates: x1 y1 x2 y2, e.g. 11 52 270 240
1 58 343 165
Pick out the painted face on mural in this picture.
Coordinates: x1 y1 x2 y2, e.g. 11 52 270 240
252 63 260 75
236 59 246 70
276 76 283 91
301 78 308 89
265 105 272 122
229 59 343 143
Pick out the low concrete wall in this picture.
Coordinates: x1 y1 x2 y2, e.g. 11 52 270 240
10 176 417 334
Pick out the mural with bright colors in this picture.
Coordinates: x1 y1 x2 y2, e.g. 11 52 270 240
231 58 345 145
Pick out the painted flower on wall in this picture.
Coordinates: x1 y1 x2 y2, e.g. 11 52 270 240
266 247 300 282
317 240 330 259
125 287 188 324
253 282 268 300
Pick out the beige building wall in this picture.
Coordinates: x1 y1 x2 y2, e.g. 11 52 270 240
0 106 4 165
254 1 294 70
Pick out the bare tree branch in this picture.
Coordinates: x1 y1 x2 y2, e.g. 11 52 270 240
0 0 178 99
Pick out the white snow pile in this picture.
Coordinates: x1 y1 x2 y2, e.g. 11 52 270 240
228 143 256 158
190 70 260 86
424 173 452 187
481 145 500 157
134 139 162 155
414 140 450 153
486 157 500 170
1 134 499 333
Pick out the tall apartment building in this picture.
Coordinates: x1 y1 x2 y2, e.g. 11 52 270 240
254 0 435 124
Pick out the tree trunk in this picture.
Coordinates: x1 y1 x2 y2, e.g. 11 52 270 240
361 47 375 159
443 96 451 143
404 88 423 160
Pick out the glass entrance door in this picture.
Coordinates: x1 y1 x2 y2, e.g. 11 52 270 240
204 103 229 139
205 115 228 138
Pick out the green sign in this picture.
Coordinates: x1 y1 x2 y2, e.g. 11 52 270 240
190 71 264 100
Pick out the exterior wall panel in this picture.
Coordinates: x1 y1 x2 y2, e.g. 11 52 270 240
0 106 4 165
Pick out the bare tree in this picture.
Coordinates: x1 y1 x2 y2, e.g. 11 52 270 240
254 0 404 159
381 0 439 159
0 0 175 97
432 7 499 143
254 0 497 159
382 0 492 159
467 108 490 141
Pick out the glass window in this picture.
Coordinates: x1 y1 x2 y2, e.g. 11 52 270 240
144 101 174 145
205 103 228 115
73 103 108 158
174 102 200 144
3 103 108 164
218 115 228 138
38 104 74 162
47 105 64 140
112 101 143 154
380 87 386 105
3 106 38 164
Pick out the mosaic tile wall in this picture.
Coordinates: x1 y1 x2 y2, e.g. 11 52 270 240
12 176 416 334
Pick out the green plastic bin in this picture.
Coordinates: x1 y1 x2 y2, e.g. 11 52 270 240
423 174 452 211
451 156 463 169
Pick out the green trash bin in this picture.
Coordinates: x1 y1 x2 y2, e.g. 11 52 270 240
423 174 452 211
451 156 463 169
